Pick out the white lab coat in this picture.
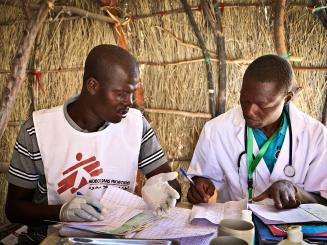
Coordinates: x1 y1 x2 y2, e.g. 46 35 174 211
188 103 327 202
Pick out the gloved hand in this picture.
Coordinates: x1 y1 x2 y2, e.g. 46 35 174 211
59 195 104 222
142 172 180 213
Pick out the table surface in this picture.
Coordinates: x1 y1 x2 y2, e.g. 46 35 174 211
39 202 281 245
40 202 205 245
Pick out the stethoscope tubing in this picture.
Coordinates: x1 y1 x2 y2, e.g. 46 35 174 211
237 112 293 174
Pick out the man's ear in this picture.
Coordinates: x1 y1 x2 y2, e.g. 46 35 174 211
285 91 294 103
86 77 99 95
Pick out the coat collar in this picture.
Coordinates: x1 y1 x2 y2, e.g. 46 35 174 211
232 105 244 128
288 102 305 136
232 102 305 145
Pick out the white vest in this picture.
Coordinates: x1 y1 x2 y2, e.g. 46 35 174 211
33 106 143 205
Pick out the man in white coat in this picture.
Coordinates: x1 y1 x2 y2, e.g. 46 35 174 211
187 54 327 209
6 45 180 243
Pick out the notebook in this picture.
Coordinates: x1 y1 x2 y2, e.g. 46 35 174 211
249 203 327 225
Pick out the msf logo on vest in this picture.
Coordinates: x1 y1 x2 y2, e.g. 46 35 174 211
57 153 103 194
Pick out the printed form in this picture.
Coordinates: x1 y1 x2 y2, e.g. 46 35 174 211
134 207 216 239
63 186 148 233
249 203 327 224
190 199 247 225
62 186 218 239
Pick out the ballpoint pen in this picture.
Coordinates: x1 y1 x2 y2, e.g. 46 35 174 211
179 168 214 203
76 191 102 213
178 168 195 186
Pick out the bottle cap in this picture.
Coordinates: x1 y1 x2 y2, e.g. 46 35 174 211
287 225 303 242
241 209 253 222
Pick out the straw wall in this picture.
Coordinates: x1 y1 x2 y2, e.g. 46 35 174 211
0 0 326 223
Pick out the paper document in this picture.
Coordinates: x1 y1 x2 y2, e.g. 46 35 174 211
61 186 216 240
108 212 159 236
134 207 216 239
62 186 148 234
66 203 144 229
249 203 327 224
190 200 246 225
100 185 147 209
300 204 327 222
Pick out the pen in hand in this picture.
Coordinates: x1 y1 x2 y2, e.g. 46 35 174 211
76 192 102 213
178 168 195 185
179 169 214 203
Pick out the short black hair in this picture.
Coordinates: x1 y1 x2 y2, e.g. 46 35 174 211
83 44 138 84
243 54 293 93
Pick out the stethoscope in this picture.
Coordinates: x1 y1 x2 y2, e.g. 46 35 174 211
237 109 296 178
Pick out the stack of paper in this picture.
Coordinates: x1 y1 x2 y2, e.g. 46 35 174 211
100 185 147 209
249 203 327 225
64 203 146 234
134 207 216 239
61 186 150 236
60 186 216 239
190 200 247 225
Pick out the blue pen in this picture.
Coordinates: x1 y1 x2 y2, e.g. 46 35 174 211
178 168 195 185
76 192 102 213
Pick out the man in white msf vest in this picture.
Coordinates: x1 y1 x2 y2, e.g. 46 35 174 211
6 45 180 242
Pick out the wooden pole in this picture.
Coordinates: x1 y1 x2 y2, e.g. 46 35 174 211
310 0 327 29
131 1 310 20
155 26 218 57
6 107 211 128
274 0 287 56
180 0 217 118
213 1 227 115
0 1 117 24
55 5 116 23
323 85 327 126
0 0 54 140
1 63 326 75
27 21 44 115
310 1 327 125
1 1 313 24
200 0 227 115
144 108 211 119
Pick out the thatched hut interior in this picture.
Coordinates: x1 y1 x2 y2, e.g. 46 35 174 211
0 0 326 231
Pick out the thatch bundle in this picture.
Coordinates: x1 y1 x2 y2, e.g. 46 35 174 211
0 0 326 223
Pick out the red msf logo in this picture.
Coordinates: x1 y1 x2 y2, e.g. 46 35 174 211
57 153 103 194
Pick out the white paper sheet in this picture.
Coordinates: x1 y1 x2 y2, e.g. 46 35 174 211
190 200 246 225
249 203 327 224
300 203 327 222
134 207 216 239
62 186 147 232
66 204 144 229
62 186 217 240
100 186 147 209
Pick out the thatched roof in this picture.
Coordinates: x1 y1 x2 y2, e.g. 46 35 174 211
0 0 326 223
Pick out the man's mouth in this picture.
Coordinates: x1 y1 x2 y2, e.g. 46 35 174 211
244 117 261 126
117 108 129 118
245 118 257 123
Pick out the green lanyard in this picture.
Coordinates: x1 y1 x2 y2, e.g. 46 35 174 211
246 127 279 199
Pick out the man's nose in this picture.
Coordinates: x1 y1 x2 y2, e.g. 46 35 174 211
244 103 259 118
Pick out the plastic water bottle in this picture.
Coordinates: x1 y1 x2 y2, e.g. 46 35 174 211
277 226 309 245
241 210 255 245
241 209 253 224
